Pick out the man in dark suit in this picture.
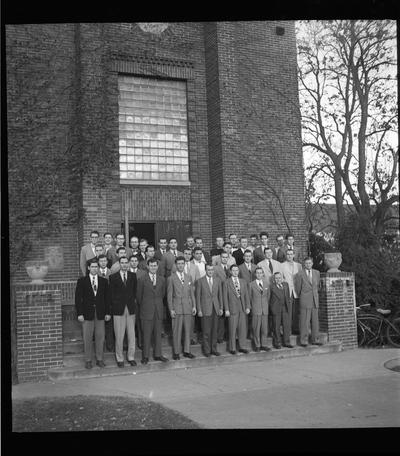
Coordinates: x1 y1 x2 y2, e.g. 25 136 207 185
167 256 196 360
136 258 168 364
128 255 146 349
213 251 231 342
224 264 251 354
154 237 168 262
159 237 183 278
97 254 114 352
196 264 224 357
249 267 271 351
137 238 148 264
75 258 111 369
253 231 270 265
272 234 285 262
295 257 323 347
138 245 157 271
109 256 138 367
232 237 250 266
269 272 294 349
280 233 299 263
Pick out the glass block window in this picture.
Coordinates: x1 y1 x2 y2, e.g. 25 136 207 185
118 76 189 183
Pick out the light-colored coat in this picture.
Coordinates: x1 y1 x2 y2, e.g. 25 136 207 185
281 260 302 298
213 264 231 283
212 254 236 268
224 277 250 314
167 272 195 315
238 262 257 284
171 261 201 283
294 268 320 309
257 258 282 283
249 279 270 316
195 275 223 316
80 243 96 275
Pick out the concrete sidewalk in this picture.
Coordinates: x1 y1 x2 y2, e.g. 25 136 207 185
12 348 400 428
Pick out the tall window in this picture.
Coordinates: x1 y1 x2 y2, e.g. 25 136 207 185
118 76 189 184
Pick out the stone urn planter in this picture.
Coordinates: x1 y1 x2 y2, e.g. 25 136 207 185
25 260 49 284
324 252 342 273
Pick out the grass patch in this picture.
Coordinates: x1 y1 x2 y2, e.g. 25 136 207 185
12 395 201 431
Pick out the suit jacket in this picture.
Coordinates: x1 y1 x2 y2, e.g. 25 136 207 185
232 248 248 266
294 268 320 309
272 246 285 263
171 261 201 283
268 282 291 315
109 271 137 316
213 264 231 283
75 275 110 320
107 246 133 265
257 258 282 284
167 271 195 315
98 267 112 281
249 279 270 316
224 277 250 315
136 273 166 320
130 268 147 282
80 243 96 275
154 249 167 262
253 245 269 265
195 275 223 316
201 250 211 265
159 250 183 278
238 262 257 284
281 261 302 298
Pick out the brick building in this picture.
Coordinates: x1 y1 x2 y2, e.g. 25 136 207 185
7 21 307 283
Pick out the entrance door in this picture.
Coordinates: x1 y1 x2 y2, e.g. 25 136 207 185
121 222 156 247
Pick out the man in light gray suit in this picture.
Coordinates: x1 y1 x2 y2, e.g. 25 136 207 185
295 257 323 347
249 267 271 351
196 264 224 357
80 230 100 276
257 247 282 284
224 264 251 355
213 251 231 342
167 256 196 360
281 250 302 334
159 237 183 278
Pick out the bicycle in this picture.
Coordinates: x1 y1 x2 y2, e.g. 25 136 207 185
356 303 400 348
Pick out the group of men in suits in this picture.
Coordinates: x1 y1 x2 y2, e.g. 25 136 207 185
75 230 323 368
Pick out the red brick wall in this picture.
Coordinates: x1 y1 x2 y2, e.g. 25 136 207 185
319 272 358 349
15 285 63 382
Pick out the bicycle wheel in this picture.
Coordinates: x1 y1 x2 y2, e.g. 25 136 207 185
357 315 384 347
386 317 400 348
357 319 366 346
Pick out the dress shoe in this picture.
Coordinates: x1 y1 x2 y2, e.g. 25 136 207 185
260 346 271 352
203 353 211 357
85 361 92 369
283 344 294 348
154 356 169 362
254 347 260 352
273 344 282 349
312 341 324 346
190 339 197 345
300 343 308 347
238 348 249 354
217 339 224 344
173 354 180 361
230 350 237 355
141 358 149 365
117 361 124 368
96 360 106 368
183 352 195 359
211 351 221 356
128 360 137 367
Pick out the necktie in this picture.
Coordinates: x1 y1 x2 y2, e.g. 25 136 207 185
234 278 240 297
123 273 127 285
92 277 97 294
258 281 263 293
224 265 229 278
208 277 213 292
173 250 176 257
180 273 185 285
269 260 273 273
152 274 156 286
247 263 251 271
308 270 312 283
185 262 189 274
101 269 106 277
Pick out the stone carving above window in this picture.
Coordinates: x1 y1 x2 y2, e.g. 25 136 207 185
137 23 170 34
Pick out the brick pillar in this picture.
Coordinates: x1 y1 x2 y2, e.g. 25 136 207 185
15 284 63 382
319 272 358 349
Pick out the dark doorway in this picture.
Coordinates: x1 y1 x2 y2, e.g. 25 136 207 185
121 222 156 247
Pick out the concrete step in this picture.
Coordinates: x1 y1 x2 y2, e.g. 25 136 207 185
48 338 340 381
63 332 329 355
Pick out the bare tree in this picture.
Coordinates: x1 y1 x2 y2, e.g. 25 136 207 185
297 20 398 236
